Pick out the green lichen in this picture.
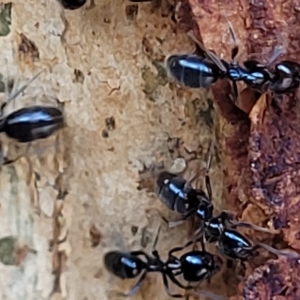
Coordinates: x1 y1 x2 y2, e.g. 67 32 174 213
0 3 12 37
0 236 16 265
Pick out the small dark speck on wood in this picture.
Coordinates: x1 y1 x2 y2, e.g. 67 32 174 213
140 226 152 248
131 225 139 236
89 224 102 247
125 4 138 21
73 69 85 84
18 33 40 62
102 129 109 138
105 116 116 131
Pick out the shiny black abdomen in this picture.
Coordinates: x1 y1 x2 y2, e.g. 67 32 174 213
166 55 221 88
104 251 145 279
156 172 190 214
3 106 64 143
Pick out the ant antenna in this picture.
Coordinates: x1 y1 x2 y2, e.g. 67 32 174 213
222 14 239 63
183 168 201 191
256 242 300 259
7 70 44 103
1 70 44 116
204 138 215 199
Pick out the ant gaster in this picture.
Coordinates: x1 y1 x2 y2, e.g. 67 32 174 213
0 106 64 143
156 140 214 222
104 235 224 300
165 17 300 96
0 71 64 143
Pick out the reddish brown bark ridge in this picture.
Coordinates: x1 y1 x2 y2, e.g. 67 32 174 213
175 0 300 298
249 91 300 250
241 256 300 300
178 0 300 242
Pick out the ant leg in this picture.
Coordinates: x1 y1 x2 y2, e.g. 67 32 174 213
145 207 170 226
235 259 246 280
168 208 197 228
151 224 161 251
0 102 7 117
189 224 205 244
113 271 148 297
204 139 214 200
7 71 44 104
168 240 195 257
199 236 206 252
0 117 6 133
222 14 239 63
161 273 185 298
167 273 194 291
255 242 300 259
231 81 239 104
221 210 279 234
129 250 152 260
183 169 202 191
145 207 194 229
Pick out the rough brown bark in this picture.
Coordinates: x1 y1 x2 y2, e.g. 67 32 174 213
181 0 300 299
0 1 227 300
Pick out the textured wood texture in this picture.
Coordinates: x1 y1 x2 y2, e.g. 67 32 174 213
0 1 226 300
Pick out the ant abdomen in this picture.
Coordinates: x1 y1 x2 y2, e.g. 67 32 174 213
179 250 222 282
165 54 222 88
103 251 145 279
156 171 191 214
3 105 64 143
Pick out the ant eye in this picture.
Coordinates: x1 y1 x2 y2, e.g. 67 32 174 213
132 268 138 275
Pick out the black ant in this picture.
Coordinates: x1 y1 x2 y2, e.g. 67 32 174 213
104 231 225 300
196 210 300 263
0 71 64 143
155 140 263 233
155 141 300 261
164 17 300 97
